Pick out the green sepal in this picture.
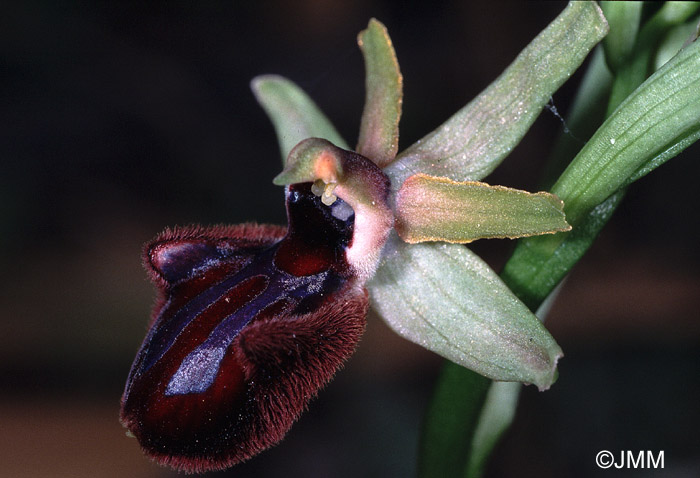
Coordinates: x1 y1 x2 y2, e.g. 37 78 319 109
385 1 608 186
368 235 563 391
251 75 349 162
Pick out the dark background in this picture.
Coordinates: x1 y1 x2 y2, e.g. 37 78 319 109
2 2 699 477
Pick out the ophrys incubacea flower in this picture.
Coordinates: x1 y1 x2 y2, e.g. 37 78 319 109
122 3 609 472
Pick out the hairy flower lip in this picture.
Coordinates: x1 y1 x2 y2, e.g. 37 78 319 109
122 185 371 473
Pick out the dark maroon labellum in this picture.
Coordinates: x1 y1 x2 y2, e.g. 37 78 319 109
120 183 368 473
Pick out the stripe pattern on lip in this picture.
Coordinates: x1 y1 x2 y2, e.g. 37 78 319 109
120 183 367 473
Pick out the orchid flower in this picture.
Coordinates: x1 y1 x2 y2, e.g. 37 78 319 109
121 3 610 473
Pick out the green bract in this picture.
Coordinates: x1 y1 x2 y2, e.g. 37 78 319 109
504 7 700 309
254 1 610 391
